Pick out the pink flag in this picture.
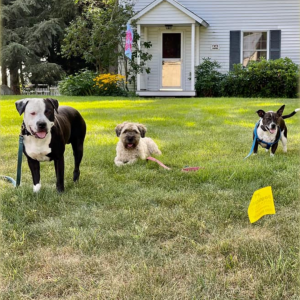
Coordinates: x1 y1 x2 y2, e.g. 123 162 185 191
125 23 133 59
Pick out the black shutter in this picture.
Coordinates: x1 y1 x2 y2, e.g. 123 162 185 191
270 30 281 60
230 31 241 70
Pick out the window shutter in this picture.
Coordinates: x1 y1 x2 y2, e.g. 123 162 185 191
230 31 241 70
270 30 281 60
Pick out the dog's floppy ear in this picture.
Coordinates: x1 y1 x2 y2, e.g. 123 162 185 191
277 105 285 117
15 99 29 115
256 110 265 118
115 123 126 137
45 98 59 113
137 124 147 138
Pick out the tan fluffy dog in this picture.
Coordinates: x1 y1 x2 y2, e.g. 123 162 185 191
114 122 161 166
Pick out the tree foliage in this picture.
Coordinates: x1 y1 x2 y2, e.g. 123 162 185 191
62 0 133 72
1 0 79 93
61 0 152 91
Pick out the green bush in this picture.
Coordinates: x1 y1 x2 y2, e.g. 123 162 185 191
59 69 98 96
221 57 299 98
59 69 128 96
195 58 224 97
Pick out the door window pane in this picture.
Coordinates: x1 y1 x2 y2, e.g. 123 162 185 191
163 33 181 58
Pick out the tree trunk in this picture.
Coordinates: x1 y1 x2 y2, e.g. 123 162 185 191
10 67 21 95
20 66 25 86
124 57 129 91
1 65 8 85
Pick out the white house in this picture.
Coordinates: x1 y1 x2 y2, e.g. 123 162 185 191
127 0 300 96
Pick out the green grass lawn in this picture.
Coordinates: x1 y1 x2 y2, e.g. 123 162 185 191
0 95 299 299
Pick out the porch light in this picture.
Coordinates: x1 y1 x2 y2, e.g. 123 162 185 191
165 24 173 30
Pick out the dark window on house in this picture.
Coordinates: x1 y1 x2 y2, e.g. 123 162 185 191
162 33 181 58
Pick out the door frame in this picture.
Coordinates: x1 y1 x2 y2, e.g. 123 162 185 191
160 30 184 90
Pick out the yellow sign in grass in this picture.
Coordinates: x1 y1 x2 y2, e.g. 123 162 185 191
248 186 276 223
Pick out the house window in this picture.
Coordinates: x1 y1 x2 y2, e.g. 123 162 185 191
242 32 268 66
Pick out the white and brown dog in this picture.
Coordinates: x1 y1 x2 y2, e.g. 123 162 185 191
114 122 161 166
254 105 299 156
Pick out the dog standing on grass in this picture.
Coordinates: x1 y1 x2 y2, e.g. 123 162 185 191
15 98 86 192
254 105 299 157
114 122 161 166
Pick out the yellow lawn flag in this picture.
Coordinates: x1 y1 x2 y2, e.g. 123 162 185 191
248 186 276 223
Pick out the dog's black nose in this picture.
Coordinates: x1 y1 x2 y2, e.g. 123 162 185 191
271 124 276 129
37 121 47 129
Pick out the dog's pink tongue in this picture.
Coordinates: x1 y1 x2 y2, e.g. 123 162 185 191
269 129 276 134
127 144 133 148
36 131 47 139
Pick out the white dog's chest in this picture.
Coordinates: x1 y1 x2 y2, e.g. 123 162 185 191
24 134 52 161
257 127 277 148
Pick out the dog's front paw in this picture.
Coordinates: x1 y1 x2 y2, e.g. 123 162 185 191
73 170 80 182
33 183 41 193
270 153 275 158
114 159 126 167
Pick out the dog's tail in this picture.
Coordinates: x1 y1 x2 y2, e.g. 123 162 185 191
282 108 300 119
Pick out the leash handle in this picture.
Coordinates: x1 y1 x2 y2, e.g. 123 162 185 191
16 135 24 187
182 167 202 172
0 176 16 187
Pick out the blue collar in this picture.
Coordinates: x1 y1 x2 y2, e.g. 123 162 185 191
254 122 281 149
244 120 281 159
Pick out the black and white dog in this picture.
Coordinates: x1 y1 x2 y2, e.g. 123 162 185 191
254 105 299 157
15 98 86 192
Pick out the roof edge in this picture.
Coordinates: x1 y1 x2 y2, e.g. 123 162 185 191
129 0 209 27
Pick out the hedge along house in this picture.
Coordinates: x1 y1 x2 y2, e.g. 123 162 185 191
127 0 300 97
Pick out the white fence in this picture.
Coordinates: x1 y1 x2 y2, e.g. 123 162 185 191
22 84 60 96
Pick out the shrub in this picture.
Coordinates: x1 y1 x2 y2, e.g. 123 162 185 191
59 70 128 96
93 73 127 96
220 64 251 97
59 69 98 96
221 57 299 98
195 58 224 97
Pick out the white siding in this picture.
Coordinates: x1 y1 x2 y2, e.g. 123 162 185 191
139 1 195 24
132 0 300 74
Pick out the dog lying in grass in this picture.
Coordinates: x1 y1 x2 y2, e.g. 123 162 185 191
114 122 161 166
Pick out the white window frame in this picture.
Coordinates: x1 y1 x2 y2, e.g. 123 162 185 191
240 31 270 66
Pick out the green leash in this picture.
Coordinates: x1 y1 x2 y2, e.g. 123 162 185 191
0 134 24 187
16 135 24 186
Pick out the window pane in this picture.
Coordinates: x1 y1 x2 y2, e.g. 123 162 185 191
243 50 267 66
243 32 267 50
257 51 267 60
163 33 181 58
